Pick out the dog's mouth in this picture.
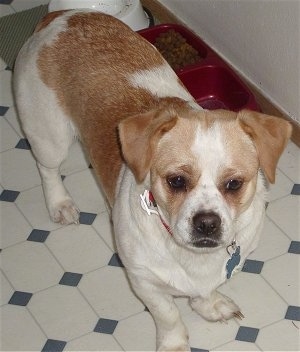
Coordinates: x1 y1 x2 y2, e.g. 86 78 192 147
191 238 219 248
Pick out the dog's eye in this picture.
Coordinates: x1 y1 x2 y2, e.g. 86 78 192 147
226 179 243 191
167 175 187 191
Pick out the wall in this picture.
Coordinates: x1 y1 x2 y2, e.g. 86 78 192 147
158 0 299 123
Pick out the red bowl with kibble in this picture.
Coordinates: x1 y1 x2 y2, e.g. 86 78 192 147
138 24 260 112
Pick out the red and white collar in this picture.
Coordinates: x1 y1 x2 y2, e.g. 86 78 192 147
140 190 173 236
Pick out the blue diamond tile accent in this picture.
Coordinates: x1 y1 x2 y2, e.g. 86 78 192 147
94 318 118 334
236 326 259 343
0 0 14 4
242 259 264 274
8 291 33 306
288 241 300 254
79 212 97 225
42 339 66 352
285 306 300 321
0 105 9 116
291 184 300 195
27 229 50 243
108 253 124 267
15 138 31 150
59 272 83 287
0 189 20 202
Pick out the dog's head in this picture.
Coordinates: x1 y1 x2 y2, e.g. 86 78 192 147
118 99 292 250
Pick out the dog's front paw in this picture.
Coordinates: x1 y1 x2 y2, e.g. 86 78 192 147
50 199 80 225
190 291 244 322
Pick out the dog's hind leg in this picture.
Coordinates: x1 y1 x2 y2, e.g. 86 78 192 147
27 120 79 225
14 66 80 224
37 161 79 225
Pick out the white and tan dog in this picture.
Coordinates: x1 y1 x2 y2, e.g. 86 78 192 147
14 10 291 351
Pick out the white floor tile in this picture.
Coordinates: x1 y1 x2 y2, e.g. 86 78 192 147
0 305 46 351
60 141 90 176
262 253 300 306
0 270 14 306
0 117 20 152
4 105 25 137
0 148 41 191
1 241 63 292
28 285 98 341
184 311 239 350
267 195 300 241
214 340 261 351
114 311 156 351
268 168 294 202
65 332 123 351
92 211 116 252
79 266 145 320
64 168 107 214
277 141 300 183
16 185 62 231
47 224 113 273
0 201 32 248
256 319 300 351
219 272 288 328
248 216 291 261
0 69 14 106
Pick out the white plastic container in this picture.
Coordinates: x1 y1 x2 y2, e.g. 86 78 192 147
48 0 150 30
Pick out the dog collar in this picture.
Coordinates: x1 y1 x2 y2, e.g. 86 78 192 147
140 190 173 236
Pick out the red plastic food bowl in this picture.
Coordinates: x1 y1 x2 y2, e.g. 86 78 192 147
138 24 260 112
177 64 259 111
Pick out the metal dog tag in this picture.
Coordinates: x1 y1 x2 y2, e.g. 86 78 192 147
226 243 241 279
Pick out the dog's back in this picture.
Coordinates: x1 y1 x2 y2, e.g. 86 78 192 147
14 10 194 204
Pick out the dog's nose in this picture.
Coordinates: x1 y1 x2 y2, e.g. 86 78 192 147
192 212 221 237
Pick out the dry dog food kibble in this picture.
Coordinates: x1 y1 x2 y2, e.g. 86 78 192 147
154 29 201 70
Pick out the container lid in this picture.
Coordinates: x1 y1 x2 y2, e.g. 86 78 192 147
48 0 150 30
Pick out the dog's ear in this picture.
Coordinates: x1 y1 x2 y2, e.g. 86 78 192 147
238 110 292 183
118 108 178 183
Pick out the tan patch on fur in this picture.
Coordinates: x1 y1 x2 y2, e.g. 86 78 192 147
150 110 204 218
118 98 189 183
206 111 259 215
36 12 167 205
238 110 292 183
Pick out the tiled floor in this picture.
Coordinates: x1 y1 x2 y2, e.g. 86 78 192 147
1 1 300 351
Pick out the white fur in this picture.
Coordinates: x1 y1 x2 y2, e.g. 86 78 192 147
129 64 201 110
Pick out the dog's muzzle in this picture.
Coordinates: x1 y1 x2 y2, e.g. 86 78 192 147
191 212 222 247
